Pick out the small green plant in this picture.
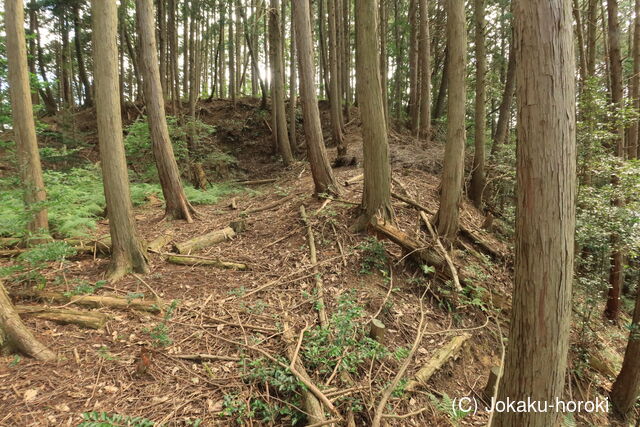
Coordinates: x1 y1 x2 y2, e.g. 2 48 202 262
0 241 77 287
220 394 251 424
64 280 107 297
428 392 470 425
235 357 305 425
78 411 155 427
303 292 389 376
8 355 21 367
357 237 388 275
96 345 118 361
147 300 179 347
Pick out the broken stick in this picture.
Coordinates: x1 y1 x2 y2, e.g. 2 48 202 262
175 226 236 254
11 290 162 313
167 255 248 271
405 333 471 392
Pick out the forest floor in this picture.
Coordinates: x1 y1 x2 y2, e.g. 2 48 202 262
0 99 624 426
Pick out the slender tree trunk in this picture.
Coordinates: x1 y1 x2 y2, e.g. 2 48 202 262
91 0 149 282
168 0 179 109
219 8 226 99
380 0 388 124
229 5 237 106
33 6 57 114
611 285 640 418
269 0 294 165
60 12 73 109
328 0 346 155
237 1 268 108
573 0 588 82
492 1 576 426
628 0 640 160
408 0 419 131
182 1 190 99
158 0 168 99
491 42 516 156
605 0 625 322
586 0 597 76
294 0 340 196
433 47 448 121
289 3 297 150
418 0 430 137
470 0 486 209
27 2 39 107
72 4 92 106
433 0 466 241
136 0 197 222
353 0 393 231
319 0 330 98
5 0 49 237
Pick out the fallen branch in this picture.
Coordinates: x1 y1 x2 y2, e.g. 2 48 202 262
11 290 162 313
167 255 248 270
419 212 462 292
391 191 506 259
283 324 329 424
369 217 445 271
175 226 236 254
242 193 297 215
0 281 56 361
372 291 428 427
405 333 471 392
235 178 277 185
147 232 174 253
300 205 327 326
174 353 240 362
16 305 107 329
343 173 363 186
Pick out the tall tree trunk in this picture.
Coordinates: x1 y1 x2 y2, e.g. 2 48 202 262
610 284 640 417
229 5 237 106
294 0 340 196
491 42 516 156
380 0 388 124
33 5 57 114
27 2 39 107
418 0 430 137
136 0 197 222
342 0 351 110
289 2 297 150
157 0 168 99
72 4 93 107
168 0 179 109
573 0 588 82
628 0 640 160
586 0 598 76
236 1 268 108
318 0 329 98
433 47 448 121
60 12 73 109
433 0 466 241
605 0 625 322
91 0 149 282
218 7 226 99
328 0 346 155
470 0 486 209
492 1 576 426
182 1 190 99
408 0 419 131
392 0 404 119
269 0 294 165
353 0 393 231
5 0 49 237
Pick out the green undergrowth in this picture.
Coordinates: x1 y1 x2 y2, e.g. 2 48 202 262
0 167 239 238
